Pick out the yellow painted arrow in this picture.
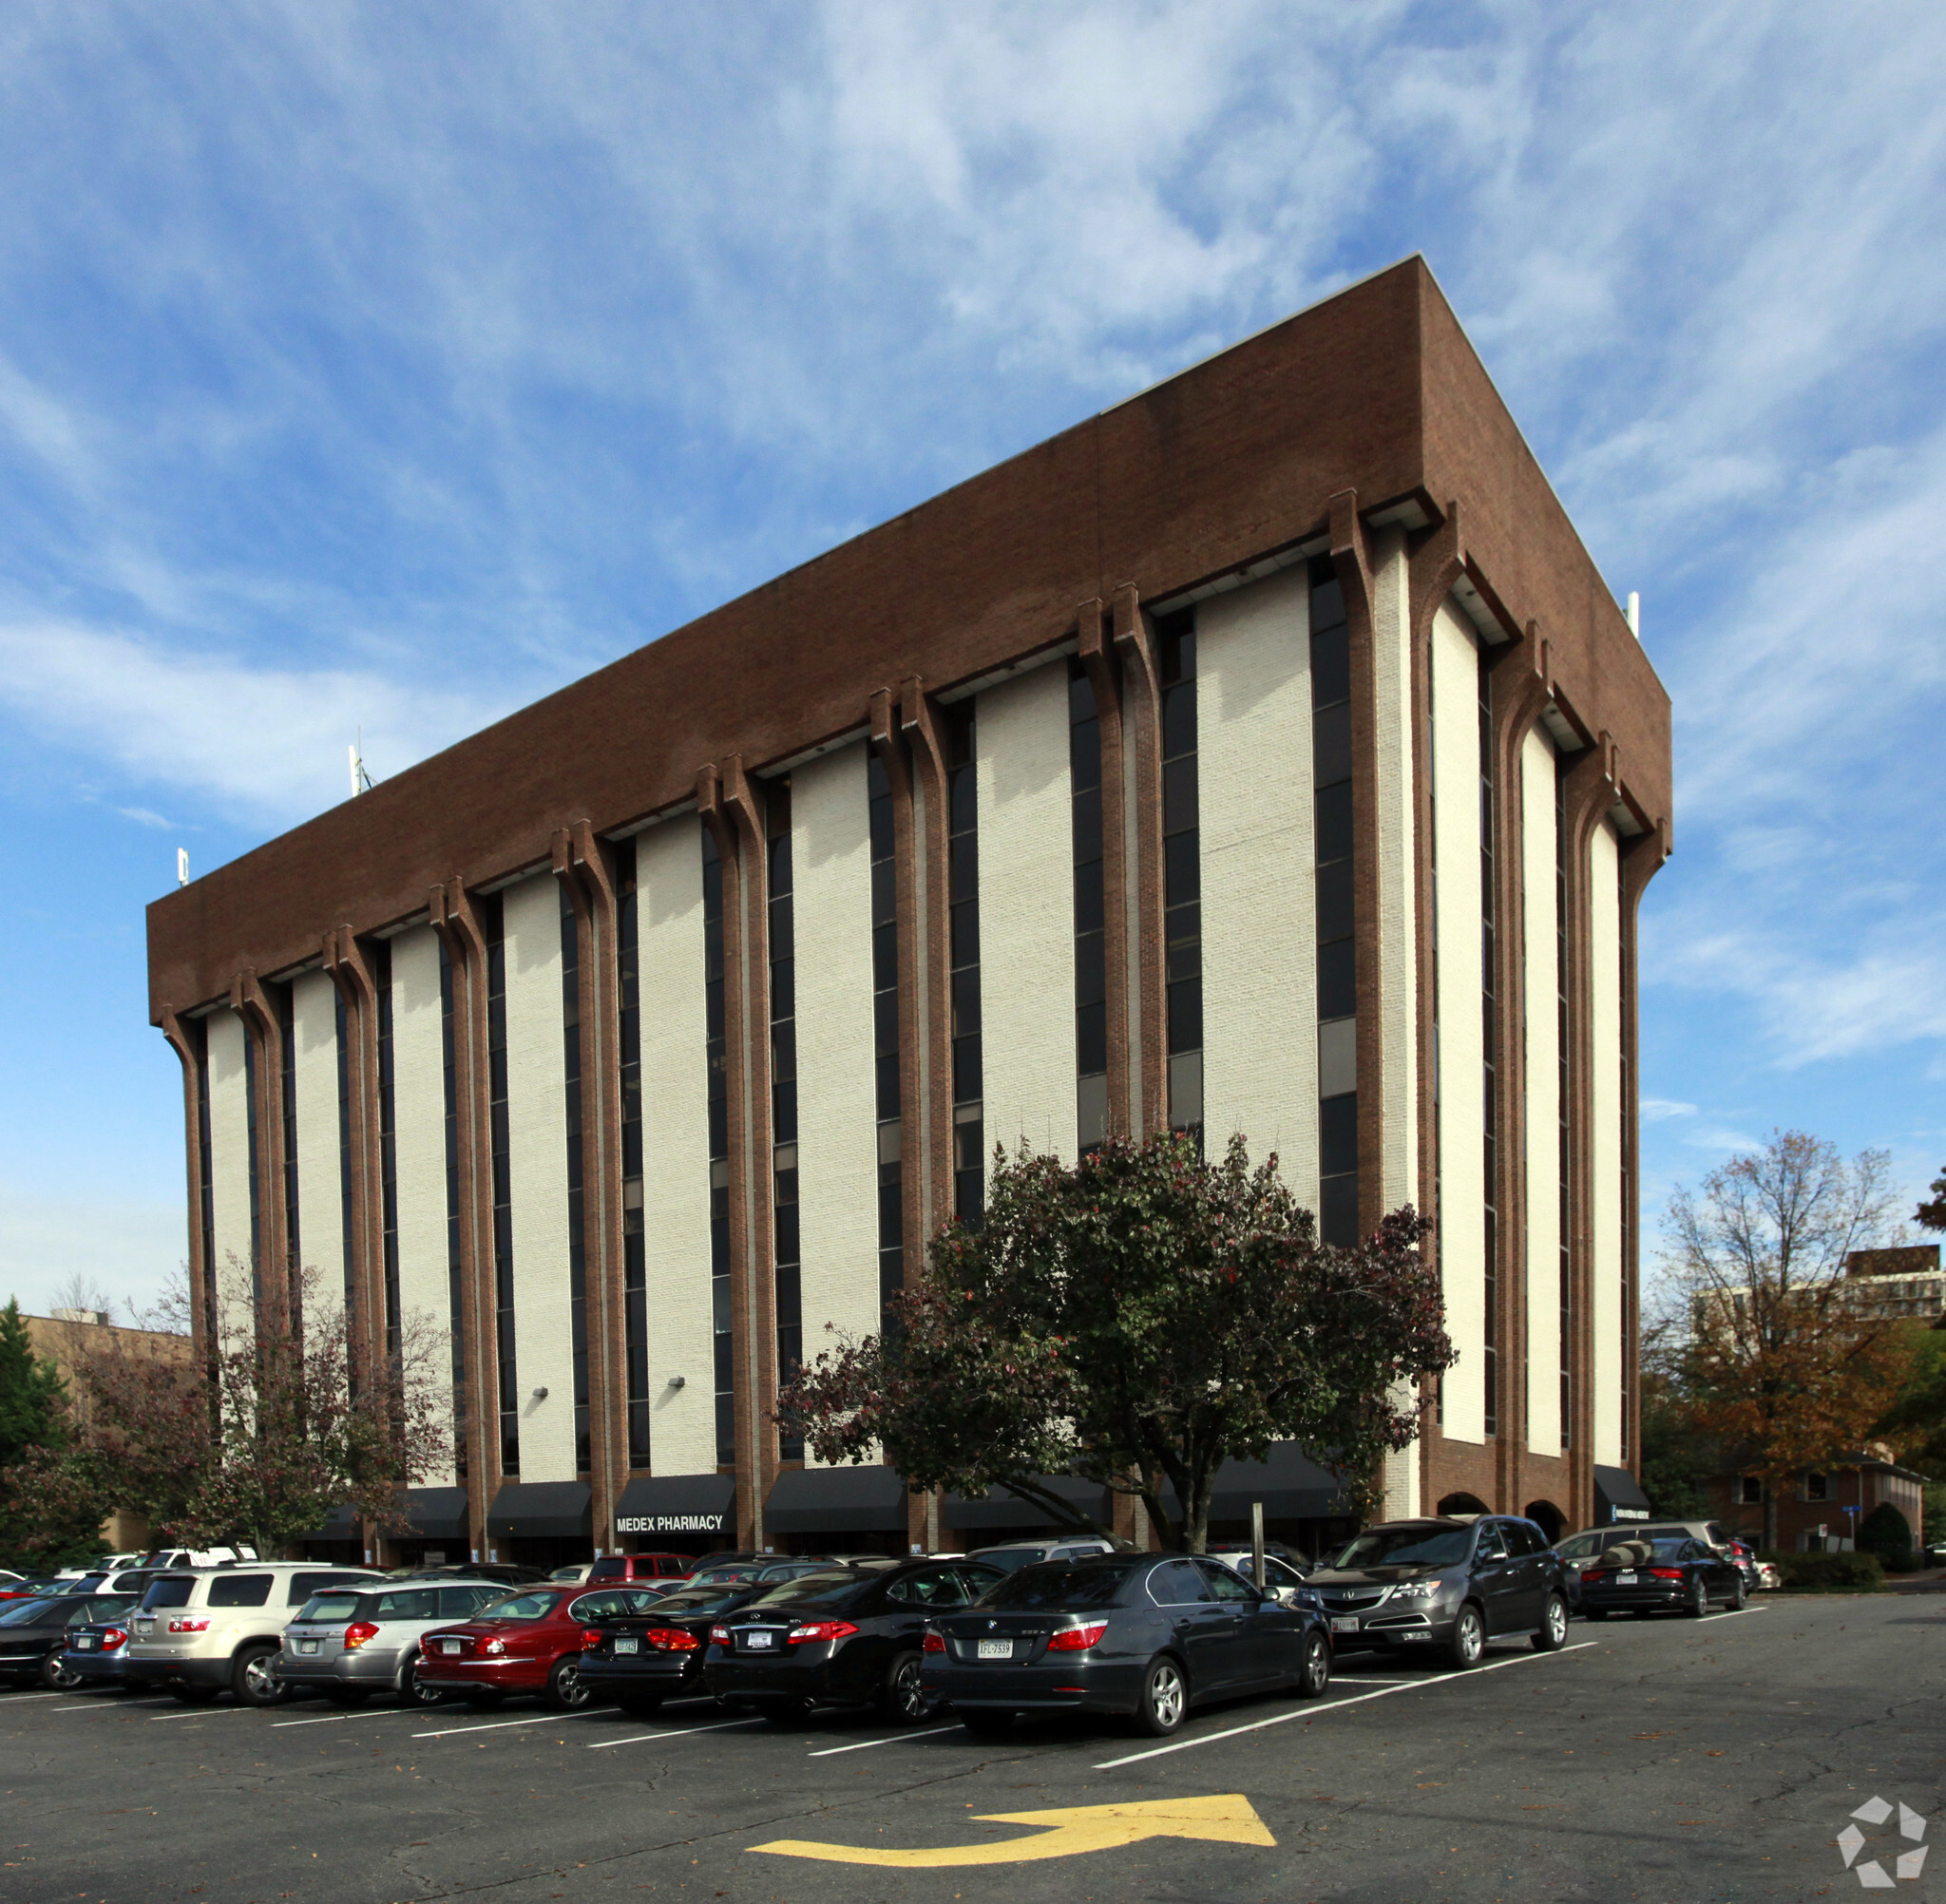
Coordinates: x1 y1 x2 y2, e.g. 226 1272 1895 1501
750 1792 1274 1868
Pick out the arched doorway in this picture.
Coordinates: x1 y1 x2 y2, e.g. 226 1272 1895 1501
1437 1492 1490 1517
1523 1498 1565 1542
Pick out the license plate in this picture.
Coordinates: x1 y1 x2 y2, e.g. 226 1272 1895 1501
1330 1616 1361 1633
614 1638 639 1655
1615 1572 1638 1585
297 1639 319 1655
135 1620 153 1635
75 1637 94 1649
976 1639 1012 1660
441 1641 462 1655
744 1631 774 1649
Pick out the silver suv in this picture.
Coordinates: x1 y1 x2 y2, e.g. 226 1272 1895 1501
125 1564 383 1704
281 1579 515 1707
967 1537 1118 1574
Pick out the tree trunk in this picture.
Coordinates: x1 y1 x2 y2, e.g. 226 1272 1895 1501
1763 1485 1778 1553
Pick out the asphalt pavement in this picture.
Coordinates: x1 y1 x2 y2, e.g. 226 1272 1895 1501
3 1591 1939 1903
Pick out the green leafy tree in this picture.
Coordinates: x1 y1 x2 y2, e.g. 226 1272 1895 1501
777 1133 1454 1552
0 1298 99 1569
1636 1318 1714 1520
1915 1165 1945 1234
1856 1500 1913 1566
1877 1324 1946 1479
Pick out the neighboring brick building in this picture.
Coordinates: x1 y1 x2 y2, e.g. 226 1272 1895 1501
145 257 1672 1566
1710 1451 1926 1554
1841 1246 1944 1323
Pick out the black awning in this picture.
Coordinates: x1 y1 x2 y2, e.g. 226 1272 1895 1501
940 1476 1111 1533
1179 1444 1351 1523
406 1487 471 1541
765 1465 910 1535
295 1503 358 1541
487 1481 592 1540
1592 1464 1652 1524
612 1473 736 1543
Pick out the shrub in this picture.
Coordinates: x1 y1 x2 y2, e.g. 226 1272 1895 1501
1772 1550 1884 1590
1857 1501 1914 1566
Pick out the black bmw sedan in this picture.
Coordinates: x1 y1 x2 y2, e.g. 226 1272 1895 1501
922 1553 1332 1739
703 1559 1006 1724
576 1580 771 1717
1577 1536 1746 1619
0 1592 141 1690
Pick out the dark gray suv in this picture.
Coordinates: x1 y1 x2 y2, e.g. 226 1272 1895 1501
1303 1515 1570 1668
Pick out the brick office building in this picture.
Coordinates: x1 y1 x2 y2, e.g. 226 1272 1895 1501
146 257 1671 1566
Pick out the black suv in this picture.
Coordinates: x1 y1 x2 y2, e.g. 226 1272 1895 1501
1303 1515 1570 1667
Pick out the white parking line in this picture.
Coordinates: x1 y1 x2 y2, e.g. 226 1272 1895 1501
274 1707 429 1728
808 1724 962 1757
586 1717 766 1750
148 1705 256 1722
413 1708 610 1739
1093 1642 1598 1769
55 1698 175 1713
2 1693 67 1703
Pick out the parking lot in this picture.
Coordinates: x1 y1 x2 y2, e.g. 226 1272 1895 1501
4 1592 1939 1904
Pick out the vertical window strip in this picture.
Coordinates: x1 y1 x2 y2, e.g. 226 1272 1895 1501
1158 612 1203 1142
439 938 467 1478
1479 648 1498 1437
768 783 802 1457
1618 864 1631 1464
243 1020 262 1302
868 754 905 1308
486 894 519 1476
560 884 590 1475
1309 562 1356 1243
1427 625 1442 1428
1555 759 1572 1452
944 706 984 1225
1069 663 1109 1151
277 985 299 1288
618 840 650 1466
702 825 735 1467
195 1022 217 1329
335 989 355 1318
376 942 401 1355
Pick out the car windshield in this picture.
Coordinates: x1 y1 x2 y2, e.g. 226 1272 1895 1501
641 1587 743 1616
479 1591 561 1622
981 1562 1135 1610
690 1567 757 1586
141 1578 198 1609
968 1549 1044 1573
0 1597 63 1626
747 1573 862 1610
1642 1540 1694 1562
299 1593 366 1623
1329 1527 1470 1570
567 1589 667 1621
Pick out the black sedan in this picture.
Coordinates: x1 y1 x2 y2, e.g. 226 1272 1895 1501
1577 1536 1746 1619
703 1559 1006 1724
576 1581 769 1716
0 1593 141 1689
922 1553 1332 1739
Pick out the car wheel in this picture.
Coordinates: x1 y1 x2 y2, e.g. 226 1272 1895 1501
1727 1574 1747 1611
1686 1578 1709 1619
1133 1657 1187 1737
465 1688 506 1709
544 1657 592 1711
616 1694 664 1720
1292 1629 1331 1699
234 1646 284 1706
398 1663 448 1707
878 1650 933 1725
960 1707 1015 1738
1445 1603 1485 1670
323 1685 372 1706
38 1650 81 1692
1532 1592 1570 1653
169 1683 221 1704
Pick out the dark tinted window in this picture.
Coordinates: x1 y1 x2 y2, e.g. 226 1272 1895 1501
141 1577 198 1610
71 1596 136 1624
0 1598 63 1627
569 1589 665 1621
208 1574 275 1608
644 1586 746 1617
1329 1527 1469 1569
884 1568 971 1607
1503 1522 1545 1558
984 1562 1136 1611
968 1547 1047 1573
1196 1561 1259 1603
289 1571 372 1606
747 1573 865 1611
1148 1560 1210 1606
588 1558 624 1580
1474 1527 1508 1563
441 1587 506 1618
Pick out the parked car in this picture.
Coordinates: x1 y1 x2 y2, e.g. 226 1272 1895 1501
0 1593 142 1689
280 1579 519 1706
1577 1536 1746 1619
1304 1515 1570 1667
1755 1558 1783 1591
138 1546 258 1570
51 1568 166 1602
689 1559 846 1590
1205 1551 1314 1604
576 1580 770 1717
704 1558 1008 1724
923 1552 1333 1739
548 1564 597 1585
967 1537 1119 1574
62 1606 145 1689
585 1553 695 1588
124 1564 384 1704
415 1586 620 1709
399 1563 545 1589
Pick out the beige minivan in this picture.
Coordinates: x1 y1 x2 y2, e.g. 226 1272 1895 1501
124 1563 383 1704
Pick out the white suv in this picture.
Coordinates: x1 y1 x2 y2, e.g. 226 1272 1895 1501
125 1564 383 1704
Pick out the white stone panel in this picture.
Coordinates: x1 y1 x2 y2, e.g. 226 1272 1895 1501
290 970 345 1302
390 925 456 1483
637 820 717 1476
1589 819 1625 1468
1521 727 1561 1457
204 1008 255 1330
1371 529 1419 1216
790 744 881 1462
1195 564 1317 1195
1432 600 1485 1444
977 665 1076 1165
501 873 576 1484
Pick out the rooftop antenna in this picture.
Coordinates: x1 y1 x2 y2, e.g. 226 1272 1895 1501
1626 591 1641 639
350 728 374 797
177 847 189 888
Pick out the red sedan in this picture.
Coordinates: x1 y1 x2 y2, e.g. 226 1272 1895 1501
416 1587 609 1710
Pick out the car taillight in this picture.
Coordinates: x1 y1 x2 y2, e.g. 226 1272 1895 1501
1046 1623 1108 1652
167 1617 211 1634
1580 1568 1606 1581
922 1631 945 1653
708 1625 730 1645
99 1628 127 1651
581 1628 606 1650
342 1621 380 1650
787 1620 859 1646
644 1628 700 1651
1648 1568 1686 1581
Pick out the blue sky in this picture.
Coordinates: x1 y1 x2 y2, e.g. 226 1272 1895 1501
2 2 1942 1316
